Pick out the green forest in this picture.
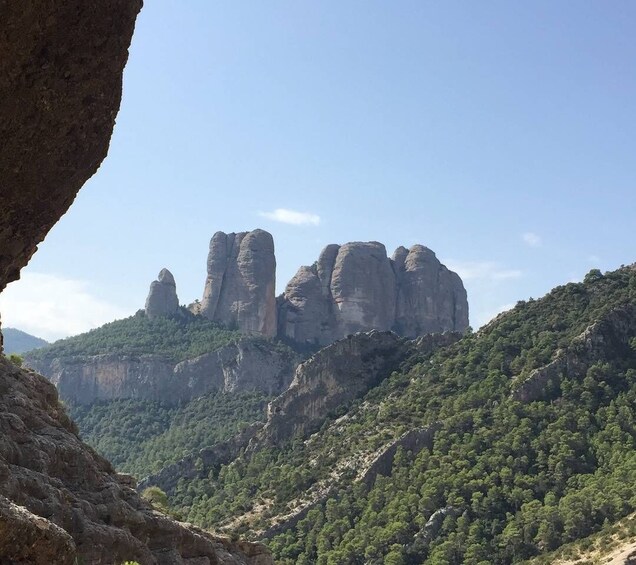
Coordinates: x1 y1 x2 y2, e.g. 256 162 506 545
27 308 242 362
69 390 271 478
154 266 636 564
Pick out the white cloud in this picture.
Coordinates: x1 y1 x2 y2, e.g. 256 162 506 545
259 208 321 226
0 272 129 342
522 232 542 247
445 260 522 282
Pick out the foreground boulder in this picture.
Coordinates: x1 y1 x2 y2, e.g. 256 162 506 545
0 1 272 561
0 0 142 296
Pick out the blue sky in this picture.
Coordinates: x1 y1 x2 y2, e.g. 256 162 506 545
2 1 635 340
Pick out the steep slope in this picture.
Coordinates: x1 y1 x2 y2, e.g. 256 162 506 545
165 265 636 564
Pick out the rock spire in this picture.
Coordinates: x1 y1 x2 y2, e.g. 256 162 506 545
200 229 277 336
144 268 179 319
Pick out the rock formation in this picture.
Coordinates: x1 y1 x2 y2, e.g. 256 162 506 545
511 303 636 404
145 268 180 319
201 230 277 337
27 338 298 405
278 241 469 346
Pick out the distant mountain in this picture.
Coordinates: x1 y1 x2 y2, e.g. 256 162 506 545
2 327 48 355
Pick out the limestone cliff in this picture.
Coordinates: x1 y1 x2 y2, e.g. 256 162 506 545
250 330 461 450
27 338 297 405
278 241 468 346
200 230 277 337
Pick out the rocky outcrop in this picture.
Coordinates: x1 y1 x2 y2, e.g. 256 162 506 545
511 304 636 403
252 331 408 448
145 268 180 319
393 245 468 337
27 339 297 405
0 0 142 298
201 230 277 337
0 495 76 565
278 242 468 346
359 425 440 488
0 356 273 564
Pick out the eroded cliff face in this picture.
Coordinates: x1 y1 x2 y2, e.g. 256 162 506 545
27 339 297 405
250 330 461 449
200 230 277 337
278 241 469 346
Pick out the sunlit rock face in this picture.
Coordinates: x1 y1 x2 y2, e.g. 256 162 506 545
200 230 277 337
278 241 469 346
144 268 179 319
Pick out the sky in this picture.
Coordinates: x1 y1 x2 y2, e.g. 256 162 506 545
1 1 635 341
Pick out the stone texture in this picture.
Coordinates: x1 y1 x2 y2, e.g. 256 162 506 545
0 495 76 565
201 231 277 337
278 241 469 346
145 268 180 319
26 339 297 405
0 356 273 564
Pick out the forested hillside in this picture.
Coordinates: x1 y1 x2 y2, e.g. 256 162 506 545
68 390 271 478
26 308 242 362
162 266 636 564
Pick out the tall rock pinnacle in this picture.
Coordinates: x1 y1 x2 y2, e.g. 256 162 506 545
145 268 179 319
200 229 277 337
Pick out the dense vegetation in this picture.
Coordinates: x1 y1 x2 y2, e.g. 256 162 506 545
164 266 636 564
69 390 271 478
26 308 242 362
